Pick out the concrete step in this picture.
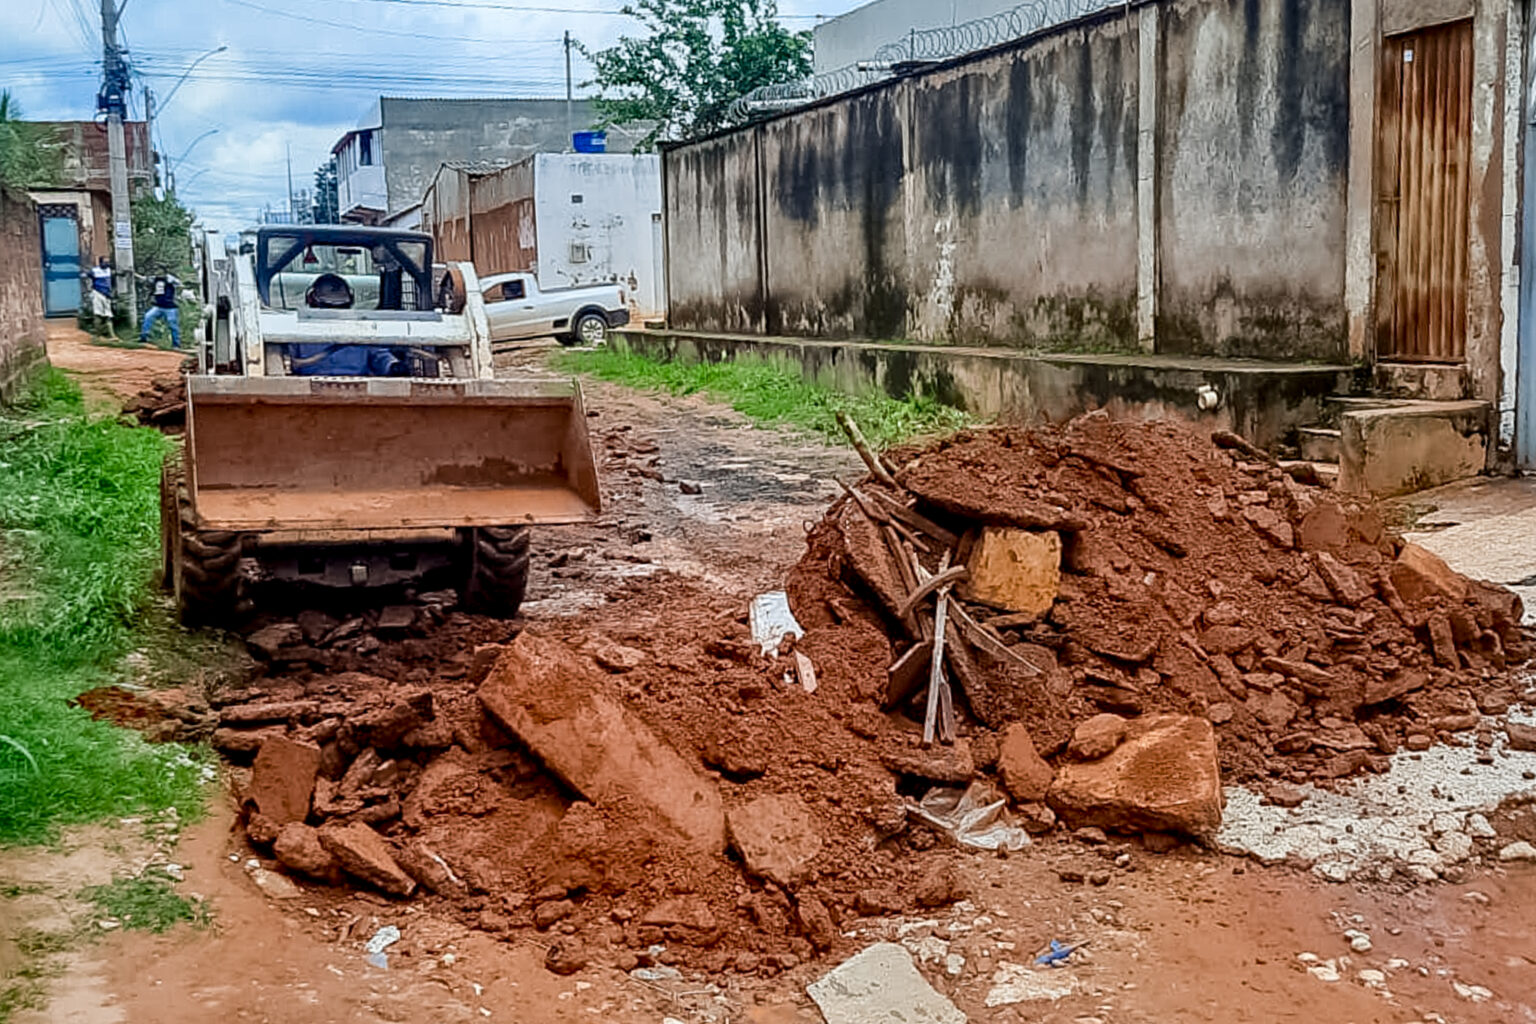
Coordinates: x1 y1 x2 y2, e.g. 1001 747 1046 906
1319 395 1404 428
1296 426 1341 464
1338 399 1492 498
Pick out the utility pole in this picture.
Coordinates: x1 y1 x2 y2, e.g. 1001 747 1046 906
143 85 158 190
99 0 136 326
286 142 295 223
564 30 574 149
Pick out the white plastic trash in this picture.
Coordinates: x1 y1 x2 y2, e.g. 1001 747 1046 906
749 591 804 655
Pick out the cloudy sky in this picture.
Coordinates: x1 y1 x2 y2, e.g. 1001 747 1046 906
4 0 858 230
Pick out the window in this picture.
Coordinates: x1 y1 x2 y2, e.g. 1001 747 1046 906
359 131 374 167
568 241 590 264
496 279 526 301
570 193 583 204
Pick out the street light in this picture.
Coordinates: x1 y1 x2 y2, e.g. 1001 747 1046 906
157 45 228 113
166 129 218 193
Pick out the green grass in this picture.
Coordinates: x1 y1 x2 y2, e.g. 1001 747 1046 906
0 370 211 846
553 347 970 449
79 871 209 933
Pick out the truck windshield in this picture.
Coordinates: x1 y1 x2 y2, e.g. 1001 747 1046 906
260 234 429 311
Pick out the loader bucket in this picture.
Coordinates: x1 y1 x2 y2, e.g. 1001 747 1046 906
183 376 601 532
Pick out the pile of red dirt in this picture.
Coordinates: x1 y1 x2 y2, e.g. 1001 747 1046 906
793 413 1529 782
208 414 1529 975
123 372 185 429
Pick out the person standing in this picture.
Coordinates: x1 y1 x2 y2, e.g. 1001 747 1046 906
139 270 182 349
83 256 114 338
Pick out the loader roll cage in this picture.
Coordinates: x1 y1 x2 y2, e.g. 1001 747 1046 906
255 225 435 313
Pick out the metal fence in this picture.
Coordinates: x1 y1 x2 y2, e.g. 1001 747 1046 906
730 0 1128 119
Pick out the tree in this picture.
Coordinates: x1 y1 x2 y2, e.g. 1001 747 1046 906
312 158 339 224
582 0 810 149
0 91 62 192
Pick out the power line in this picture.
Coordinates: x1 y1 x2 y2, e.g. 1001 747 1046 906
333 0 828 17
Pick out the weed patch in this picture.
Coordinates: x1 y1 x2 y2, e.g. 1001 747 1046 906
79 871 208 933
553 348 970 449
0 371 209 846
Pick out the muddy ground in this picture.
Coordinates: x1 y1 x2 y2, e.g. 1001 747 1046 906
3 331 1535 1023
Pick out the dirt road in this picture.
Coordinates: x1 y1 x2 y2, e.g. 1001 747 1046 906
3 339 1534 1024
44 321 183 405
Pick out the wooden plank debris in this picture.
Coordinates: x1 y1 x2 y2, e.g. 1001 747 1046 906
835 411 899 489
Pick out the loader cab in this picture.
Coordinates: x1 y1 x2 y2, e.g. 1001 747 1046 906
255 225 434 312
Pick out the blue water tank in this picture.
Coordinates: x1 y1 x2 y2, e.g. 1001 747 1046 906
572 131 607 153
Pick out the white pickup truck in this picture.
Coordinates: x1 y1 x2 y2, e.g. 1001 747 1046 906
478 271 630 347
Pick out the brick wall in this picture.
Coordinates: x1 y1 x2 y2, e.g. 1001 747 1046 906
0 188 49 403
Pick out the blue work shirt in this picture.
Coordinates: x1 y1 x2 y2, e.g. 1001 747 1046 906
289 345 400 377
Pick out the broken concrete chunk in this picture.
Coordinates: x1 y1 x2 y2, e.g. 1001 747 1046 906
247 735 321 826
317 822 416 896
375 605 416 632
1313 552 1373 605
1241 506 1294 549
962 527 1060 617
880 738 974 784
1391 543 1469 606
393 839 468 897
245 622 303 658
273 822 341 882
727 794 823 888
1048 714 1222 838
996 724 1053 803
1506 722 1536 752
1066 714 1127 762
807 942 966 1024
478 633 727 852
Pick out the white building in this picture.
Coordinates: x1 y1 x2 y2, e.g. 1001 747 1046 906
423 153 664 317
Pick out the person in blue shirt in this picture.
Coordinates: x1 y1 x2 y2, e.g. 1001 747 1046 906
289 272 400 376
139 272 183 348
82 256 113 339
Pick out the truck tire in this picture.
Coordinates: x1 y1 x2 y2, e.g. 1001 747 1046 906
463 526 531 617
162 454 243 626
565 311 609 347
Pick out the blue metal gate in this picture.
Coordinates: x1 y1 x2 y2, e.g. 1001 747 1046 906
39 208 81 316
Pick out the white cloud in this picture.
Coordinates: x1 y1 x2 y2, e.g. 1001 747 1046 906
7 0 855 230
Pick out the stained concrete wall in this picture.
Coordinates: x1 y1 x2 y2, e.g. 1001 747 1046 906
1156 0 1351 361
665 0 1353 361
0 190 49 403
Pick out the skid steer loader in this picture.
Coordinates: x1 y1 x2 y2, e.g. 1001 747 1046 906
163 225 600 624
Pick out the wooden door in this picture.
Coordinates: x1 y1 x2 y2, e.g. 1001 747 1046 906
1376 19 1473 363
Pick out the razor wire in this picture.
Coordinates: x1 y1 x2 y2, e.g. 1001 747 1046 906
730 0 1127 120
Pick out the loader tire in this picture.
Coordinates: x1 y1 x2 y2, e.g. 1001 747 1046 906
162 455 243 626
463 525 531 617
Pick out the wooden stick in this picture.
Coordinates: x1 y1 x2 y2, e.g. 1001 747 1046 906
836 478 887 524
923 590 950 746
896 565 969 619
936 667 956 743
948 601 1044 675
835 410 898 489
864 488 957 549
888 518 932 555
882 525 928 640
884 639 933 708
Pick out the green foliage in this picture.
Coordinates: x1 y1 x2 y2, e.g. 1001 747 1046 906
312 157 339 224
79 871 209 933
131 191 195 281
0 91 63 192
0 371 209 846
553 347 969 449
581 0 811 148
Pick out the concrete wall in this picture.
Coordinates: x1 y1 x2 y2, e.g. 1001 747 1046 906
1155 0 1351 361
0 190 49 403
378 98 626 215
665 0 1356 362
